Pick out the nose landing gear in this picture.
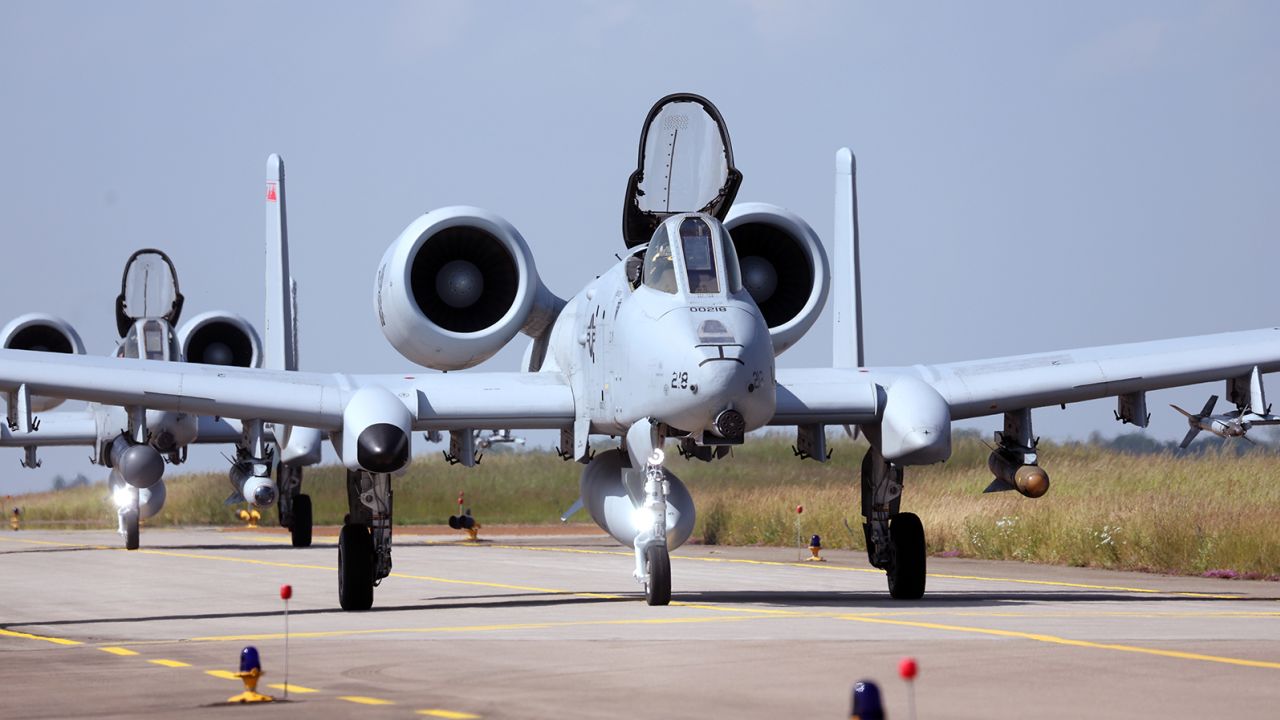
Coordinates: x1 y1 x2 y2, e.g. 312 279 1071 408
632 448 672 606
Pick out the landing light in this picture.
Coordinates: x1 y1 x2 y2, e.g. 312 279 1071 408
111 484 135 509
632 506 657 531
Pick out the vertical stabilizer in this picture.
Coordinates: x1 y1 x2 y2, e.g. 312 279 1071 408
832 148 864 368
265 154 298 371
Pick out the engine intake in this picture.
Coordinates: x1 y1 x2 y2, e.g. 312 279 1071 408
376 206 562 370
724 203 829 356
1 313 86 411
178 312 262 368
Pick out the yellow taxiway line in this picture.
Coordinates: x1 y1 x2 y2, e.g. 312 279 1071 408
2 532 1274 673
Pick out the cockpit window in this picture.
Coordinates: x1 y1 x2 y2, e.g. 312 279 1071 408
141 320 168 360
680 217 719 294
643 230 679 294
721 235 742 294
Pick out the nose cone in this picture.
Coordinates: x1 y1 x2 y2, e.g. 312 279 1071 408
357 423 410 473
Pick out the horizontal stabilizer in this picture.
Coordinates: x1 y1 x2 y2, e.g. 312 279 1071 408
559 497 584 523
1169 403 1194 419
983 478 1015 494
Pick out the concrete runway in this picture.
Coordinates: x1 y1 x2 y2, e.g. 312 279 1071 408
1 528 1278 719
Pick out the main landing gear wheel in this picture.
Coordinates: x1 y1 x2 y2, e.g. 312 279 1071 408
644 544 671 606
887 512 926 600
123 509 140 551
338 523 375 611
290 494 313 548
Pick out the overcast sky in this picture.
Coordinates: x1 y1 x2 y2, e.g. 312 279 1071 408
2 1 1278 493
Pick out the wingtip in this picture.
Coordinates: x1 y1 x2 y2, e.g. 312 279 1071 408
267 153 283 176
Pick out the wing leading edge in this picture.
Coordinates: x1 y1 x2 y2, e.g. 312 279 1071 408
0 349 575 432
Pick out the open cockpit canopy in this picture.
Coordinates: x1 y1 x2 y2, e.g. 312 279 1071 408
622 93 742 248
115 249 184 337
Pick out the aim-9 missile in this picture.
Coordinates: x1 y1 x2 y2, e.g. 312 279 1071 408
1171 394 1280 449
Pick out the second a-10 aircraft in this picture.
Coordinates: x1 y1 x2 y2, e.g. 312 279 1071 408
0 156 323 549
1 93 1277 610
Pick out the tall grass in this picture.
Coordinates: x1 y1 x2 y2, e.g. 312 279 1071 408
11 435 1280 577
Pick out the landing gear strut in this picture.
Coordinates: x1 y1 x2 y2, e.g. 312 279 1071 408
119 486 140 551
276 463 312 548
338 470 393 611
632 447 671 606
861 447 926 599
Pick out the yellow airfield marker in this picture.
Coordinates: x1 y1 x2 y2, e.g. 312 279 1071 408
147 659 191 668
418 710 481 718
205 670 239 680
99 646 138 656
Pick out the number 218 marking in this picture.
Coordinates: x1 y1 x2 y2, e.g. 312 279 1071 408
670 371 689 389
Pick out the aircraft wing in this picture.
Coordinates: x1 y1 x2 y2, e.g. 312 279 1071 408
0 349 575 432
908 328 1280 421
0 410 97 447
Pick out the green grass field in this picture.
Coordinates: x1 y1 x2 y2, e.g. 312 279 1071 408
10 434 1279 578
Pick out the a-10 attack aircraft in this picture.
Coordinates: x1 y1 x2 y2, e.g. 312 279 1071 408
1 94 1277 610
0 155 323 549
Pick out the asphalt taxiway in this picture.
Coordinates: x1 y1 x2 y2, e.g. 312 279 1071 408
2 528 1278 719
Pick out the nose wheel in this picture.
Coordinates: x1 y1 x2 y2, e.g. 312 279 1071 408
643 544 671 606
122 509 140 551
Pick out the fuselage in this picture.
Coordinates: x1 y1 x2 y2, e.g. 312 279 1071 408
547 213 776 441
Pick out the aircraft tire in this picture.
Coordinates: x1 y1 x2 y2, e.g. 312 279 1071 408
887 512 926 600
290 494 313 548
123 510 140 551
644 544 671 606
338 523 375 611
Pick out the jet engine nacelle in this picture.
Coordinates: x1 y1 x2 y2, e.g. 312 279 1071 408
177 311 263 368
111 474 167 520
724 203 830 356
579 449 696 550
0 313 86 411
375 206 561 371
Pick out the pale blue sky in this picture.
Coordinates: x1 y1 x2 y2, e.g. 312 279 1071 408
2 2 1278 491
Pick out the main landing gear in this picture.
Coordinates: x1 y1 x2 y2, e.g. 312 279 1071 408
276 463 312 548
861 447 926 599
338 470 393 611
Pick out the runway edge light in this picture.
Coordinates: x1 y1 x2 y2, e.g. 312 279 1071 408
850 680 884 720
807 534 826 562
226 646 273 703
